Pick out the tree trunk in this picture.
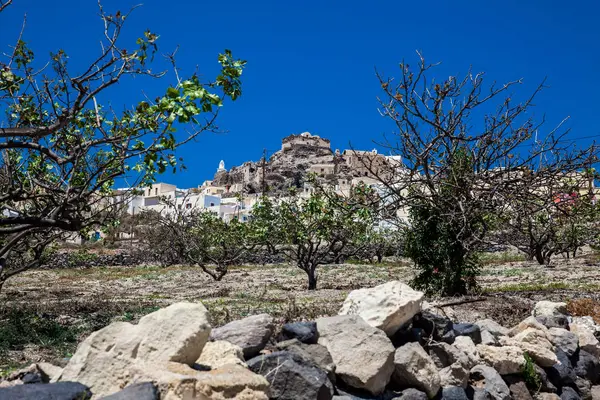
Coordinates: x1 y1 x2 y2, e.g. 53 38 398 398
534 247 546 265
307 267 317 290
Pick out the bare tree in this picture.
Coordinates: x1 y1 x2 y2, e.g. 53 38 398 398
0 2 245 290
498 170 598 264
369 52 597 294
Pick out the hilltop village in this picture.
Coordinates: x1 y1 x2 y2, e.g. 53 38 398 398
122 132 403 222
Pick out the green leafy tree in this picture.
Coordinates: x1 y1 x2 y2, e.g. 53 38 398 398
404 149 482 295
0 3 245 290
358 225 403 263
253 188 374 290
143 209 255 280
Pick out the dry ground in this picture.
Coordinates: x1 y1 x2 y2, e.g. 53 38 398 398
1 252 600 372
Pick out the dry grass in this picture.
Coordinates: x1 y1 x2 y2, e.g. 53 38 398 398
567 298 600 324
2 255 600 372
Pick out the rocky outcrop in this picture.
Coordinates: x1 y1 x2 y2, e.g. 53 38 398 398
338 281 424 336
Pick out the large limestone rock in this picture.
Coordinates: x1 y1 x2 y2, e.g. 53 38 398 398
532 301 568 318
439 362 469 388
316 315 394 395
505 327 558 367
210 314 274 359
338 281 424 336
101 382 159 400
547 328 579 357
196 341 246 369
476 344 525 375
145 362 270 400
393 342 441 398
509 316 549 337
570 323 600 358
59 302 212 398
453 336 480 368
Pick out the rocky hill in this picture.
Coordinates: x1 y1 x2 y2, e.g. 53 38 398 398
211 132 379 195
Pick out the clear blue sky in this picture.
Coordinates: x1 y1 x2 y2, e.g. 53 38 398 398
2 0 598 188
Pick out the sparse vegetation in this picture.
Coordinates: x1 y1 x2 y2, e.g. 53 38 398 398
566 298 600 324
521 352 542 390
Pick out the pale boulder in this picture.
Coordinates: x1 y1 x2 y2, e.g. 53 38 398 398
506 340 557 368
532 301 567 318
453 336 480 369
339 281 424 336
59 302 211 398
509 316 548 337
393 342 441 398
317 314 394 395
476 344 525 375
196 340 246 369
570 323 600 358
132 362 269 400
37 362 63 383
439 361 468 388
506 328 557 366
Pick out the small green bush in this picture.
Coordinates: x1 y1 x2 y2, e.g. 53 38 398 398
521 352 541 390
404 201 480 296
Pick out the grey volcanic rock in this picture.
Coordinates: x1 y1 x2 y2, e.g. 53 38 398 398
441 386 469 400
247 351 334 400
559 386 581 400
546 348 577 389
0 382 92 400
275 339 336 383
469 365 510 400
210 313 274 359
279 321 318 344
572 349 600 384
453 323 482 344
